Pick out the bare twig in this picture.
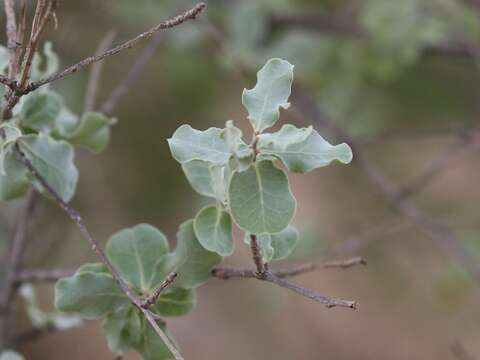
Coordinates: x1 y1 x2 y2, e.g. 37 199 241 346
274 257 367 277
25 3 206 94
249 234 266 276
100 32 164 115
83 29 117 112
15 269 74 284
140 272 178 309
212 268 358 309
14 144 183 360
0 191 39 347
3 0 18 77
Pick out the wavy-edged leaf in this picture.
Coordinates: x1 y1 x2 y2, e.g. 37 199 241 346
153 288 196 317
0 151 29 201
222 120 253 171
104 306 142 355
182 160 228 203
258 126 353 173
19 90 62 131
194 205 234 256
228 160 296 234
64 112 115 153
165 220 222 290
242 58 294 132
54 271 128 319
167 125 230 165
135 317 174 360
0 123 22 175
19 133 78 202
106 224 170 293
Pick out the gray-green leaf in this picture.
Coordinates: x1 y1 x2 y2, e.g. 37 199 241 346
0 123 22 175
19 133 78 202
244 226 298 262
166 220 222 290
181 160 228 203
194 205 234 256
167 125 230 165
55 271 128 319
258 126 353 173
106 224 170 293
242 58 294 132
0 351 24 360
0 151 29 201
152 288 196 317
19 90 62 131
136 317 174 360
65 112 115 153
228 160 296 234
222 120 253 171
104 306 142 355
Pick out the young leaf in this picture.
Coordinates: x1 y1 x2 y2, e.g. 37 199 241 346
194 205 234 256
0 151 29 201
167 125 230 165
0 351 24 360
18 90 63 131
64 112 116 153
258 126 353 173
18 133 78 202
181 160 228 202
165 220 222 290
222 120 253 171
244 226 298 262
152 288 196 317
55 271 128 319
104 306 142 355
228 160 296 234
242 58 294 132
106 224 170 293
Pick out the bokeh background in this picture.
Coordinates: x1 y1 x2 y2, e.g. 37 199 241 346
2 0 480 359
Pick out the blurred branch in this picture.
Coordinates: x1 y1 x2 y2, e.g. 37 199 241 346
451 341 475 360
269 13 480 59
3 0 18 77
24 3 206 94
83 29 117 112
15 269 74 284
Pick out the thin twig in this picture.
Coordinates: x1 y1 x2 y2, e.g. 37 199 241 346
83 29 117 112
212 268 358 309
14 144 183 360
141 272 178 309
25 3 206 94
15 269 74 284
3 0 18 78
274 257 367 277
249 234 266 276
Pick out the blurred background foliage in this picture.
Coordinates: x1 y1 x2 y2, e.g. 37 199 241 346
1 0 480 359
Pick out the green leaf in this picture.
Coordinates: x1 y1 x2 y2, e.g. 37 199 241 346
221 120 253 171
19 134 78 202
106 224 170 293
0 350 24 360
30 42 59 81
228 160 296 234
258 126 353 173
0 45 8 74
135 317 174 360
104 306 142 355
0 151 29 201
65 112 115 153
0 123 22 175
153 288 196 317
242 58 294 132
194 205 234 256
167 125 230 165
19 90 63 131
182 160 228 202
77 262 109 274
166 220 222 290
244 226 298 262
55 271 128 319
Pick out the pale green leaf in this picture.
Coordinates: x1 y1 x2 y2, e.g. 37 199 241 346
181 160 228 202
153 288 196 317
194 205 234 256
0 350 24 360
258 126 353 173
165 220 222 290
0 46 8 74
0 151 29 201
244 226 298 261
19 90 62 131
55 271 128 319
221 120 253 171
30 42 59 81
104 306 142 355
228 160 296 234
167 125 230 165
0 123 22 175
242 58 294 132
19 133 78 202
66 112 115 153
77 262 109 274
106 224 170 293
